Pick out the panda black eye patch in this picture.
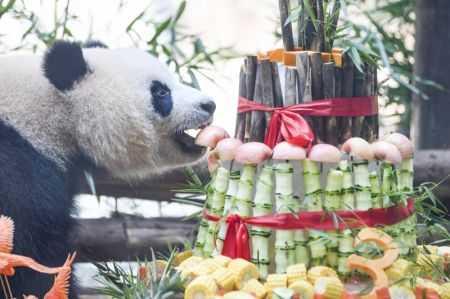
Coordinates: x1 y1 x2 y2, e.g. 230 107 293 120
150 80 173 117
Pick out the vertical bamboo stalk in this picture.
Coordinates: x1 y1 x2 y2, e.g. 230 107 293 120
245 56 258 141
334 66 342 98
329 0 341 50
340 54 354 143
271 62 284 107
250 61 266 142
296 52 312 102
285 68 298 107
260 59 275 126
352 66 365 138
306 0 318 50
323 62 338 145
278 0 295 51
297 0 306 48
316 0 325 52
235 64 247 141
310 52 326 143
373 66 379 139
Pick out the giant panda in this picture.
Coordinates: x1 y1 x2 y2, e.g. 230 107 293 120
0 40 216 297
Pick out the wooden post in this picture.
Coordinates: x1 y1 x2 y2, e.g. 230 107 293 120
245 56 258 141
297 0 305 48
250 61 266 142
271 62 284 107
278 0 295 51
329 0 341 50
352 66 365 138
323 62 337 145
234 64 247 141
310 52 326 143
339 54 354 143
296 52 312 102
285 68 298 107
260 59 275 126
364 65 377 142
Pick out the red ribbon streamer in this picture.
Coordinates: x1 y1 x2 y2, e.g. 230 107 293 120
203 198 414 260
238 96 378 148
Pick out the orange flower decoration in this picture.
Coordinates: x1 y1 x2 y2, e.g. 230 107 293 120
43 253 76 299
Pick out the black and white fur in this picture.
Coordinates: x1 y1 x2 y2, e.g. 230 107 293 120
0 40 215 297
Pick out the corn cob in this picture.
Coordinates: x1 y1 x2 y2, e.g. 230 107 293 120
388 285 415 299
314 276 344 299
417 245 439 255
223 291 257 299
275 162 296 273
242 278 267 299
228 258 260 289
302 160 326 266
307 266 338 286
288 280 314 299
184 275 218 299
236 164 257 217
369 171 382 208
385 258 413 285
439 282 450 299
212 255 232 269
204 167 230 258
217 170 241 255
416 278 440 294
266 274 288 298
251 165 274 279
416 252 445 279
212 266 235 291
200 259 219 272
182 263 212 278
337 160 355 277
179 256 204 270
323 169 343 270
286 263 307 285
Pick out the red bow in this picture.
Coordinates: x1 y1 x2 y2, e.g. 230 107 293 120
237 96 378 148
203 198 414 261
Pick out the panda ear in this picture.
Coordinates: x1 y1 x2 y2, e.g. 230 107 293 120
43 40 89 91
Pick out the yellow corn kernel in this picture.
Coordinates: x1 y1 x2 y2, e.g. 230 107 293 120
288 280 314 299
385 259 413 284
179 256 204 270
266 274 288 298
314 276 344 299
439 282 450 299
184 275 218 299
417 245 439 254
228 258 259 289
213 255 232 268
223 291 257 299
416 253 445 278
388 285 415 299
200 259 219 272
307 266 338 285
242 278 267 299
212 267 235 291
286 263 307 285
183 263 211 278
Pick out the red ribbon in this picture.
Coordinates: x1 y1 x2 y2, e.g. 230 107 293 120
238 96 378 148
203 198 414 260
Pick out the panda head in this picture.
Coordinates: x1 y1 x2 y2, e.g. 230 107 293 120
43 40 216 179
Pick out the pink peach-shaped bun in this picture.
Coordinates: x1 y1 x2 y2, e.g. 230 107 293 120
381 132 414 158
308 144 342 163
195 125 230 148
371 141 403 165
234 142 272 164
207 150 220 173
272 141 307 160
216 138 243 161
341 137 375 160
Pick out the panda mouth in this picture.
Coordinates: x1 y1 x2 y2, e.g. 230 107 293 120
174 123 210 153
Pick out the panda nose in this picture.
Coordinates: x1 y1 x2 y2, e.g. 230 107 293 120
200 100 216 115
